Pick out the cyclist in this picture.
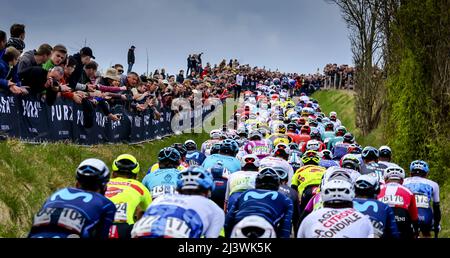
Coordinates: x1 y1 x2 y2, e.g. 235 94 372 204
326 126 347 150
403 160 441 238
131 166 225 238
318 150 339 169
353 174 400 238
332 132 354 161
360 146 387 183
208 161 229 211
378 167 419 239
298 179 373 238
267 124 290 146
244 131 272 160
106 154 152 238
340 153 362 173
171 143 190 169
329 111 342 128
225 168 293 238
184 140 207 166
201 129 223 156
225 154 260 212
203 139 241 173
142 147 181 200
29 158 116 238
291 150 326 212
286 123 301 144
378 145 399 168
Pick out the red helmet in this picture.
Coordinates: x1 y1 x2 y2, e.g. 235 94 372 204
300 125 311 135
297 117 307 126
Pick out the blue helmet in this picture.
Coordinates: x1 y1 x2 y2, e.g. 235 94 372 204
207 161 229 179
410 160 429 174
220 139 239 155
177 166 215 192
158 147 181 163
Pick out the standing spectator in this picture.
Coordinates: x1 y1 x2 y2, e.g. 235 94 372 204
42 44 68 71
0 30 7 58
127 45 135 73
176 70 184 84
114 64 126 85
186 54 192 77
68 47 95 91
17 44 52 74
234 72 244 100
6 24 26 53
0 47 26 95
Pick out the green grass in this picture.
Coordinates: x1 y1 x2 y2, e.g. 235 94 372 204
312 89 449 237
0 102 232 237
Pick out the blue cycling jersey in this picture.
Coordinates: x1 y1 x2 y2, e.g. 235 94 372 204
225 189 293 238
186 151 207 166
202 154 241 173
353 198 400 238
142 168 179 197
28 187 116 238
319 159 339 169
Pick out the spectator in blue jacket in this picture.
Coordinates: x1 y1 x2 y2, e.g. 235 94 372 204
0 47 26 95
0 30 7 59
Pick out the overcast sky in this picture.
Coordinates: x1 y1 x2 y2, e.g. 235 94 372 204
1 0 352 75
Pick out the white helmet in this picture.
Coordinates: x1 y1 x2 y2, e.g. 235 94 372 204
383 167 405 181
210 129 223 140
231 215 276 238
321 167 354 190
330 111 337 117
321 179 355 203
306 140 321 151
249 113 257 120
240 154 260 169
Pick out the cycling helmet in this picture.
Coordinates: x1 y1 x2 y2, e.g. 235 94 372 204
361 146 379 160
249 113 257 120
275 124 287 134
286 102 295 109
210 129 223 140
241 154 261 170
76 158 110 189
171 143 187 157
220 139 239 155
210 143 222 155
288 143 299 151
324 122 334 132
306 140 321 151
410 160 429 174
249 131 263 141
158 147 181 163
207 161 229 178
343 133 355 144
379 146 392 159
297 117 307 126
231 215 276 238
320 149 334 160
237 127 248 137
302 150 320 165
347 144 362 154
300 125 311 135
340 154 361 172
184 140 197 152
287 123 297 132
308 118 318 127
384 167 405 181
310 129 322 141
273 137 289 147
355 174 380 197
271 166 289 182
112 154 140 175
322 167 353 186
335 126 347 137
321 179 355 204
273 144 289 160
329 111 337 121
255 167 280 191
177 166 215 192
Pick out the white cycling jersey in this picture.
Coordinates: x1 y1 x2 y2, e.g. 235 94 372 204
260 156 294 186
225 170 257 198
403 176 440 209
132 194 225 238
298 207 374 238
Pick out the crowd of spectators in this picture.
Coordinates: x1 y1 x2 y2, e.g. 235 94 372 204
1 23 355 133
323 63 355 89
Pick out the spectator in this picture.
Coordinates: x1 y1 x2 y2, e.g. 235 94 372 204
113 64 126 85
0 30 7 58
6 24 26 53
176 70 184 84
0 47 26 95
17 43 53 74
127 45 135 73
68 47 95 91
186 55 192 77
42 44 68 71
234 72 244 100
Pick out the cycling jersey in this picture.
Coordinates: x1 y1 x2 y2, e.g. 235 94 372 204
297 207 374 238
28 187 116 238
403 176 440 232
326 136 343 150
287 133 302 144
378 182 419 238
131 194 225 238
260 156 294 185
225 189 293 238
353 198 400 238
243 140 272 160
318 159 339 169
105 177 152 225
361 162 388 183
186 151 207 166
291 165 326 198
142 168 179 200
279 184 301 236
331 142 351 160
202 154 241 174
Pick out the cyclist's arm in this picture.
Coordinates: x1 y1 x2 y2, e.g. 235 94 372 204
204 204 225 238
433 202 441 237
92 202 116 239
224 198 239 238
277 198 293 238
385 205 400 239
409 194 419 237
